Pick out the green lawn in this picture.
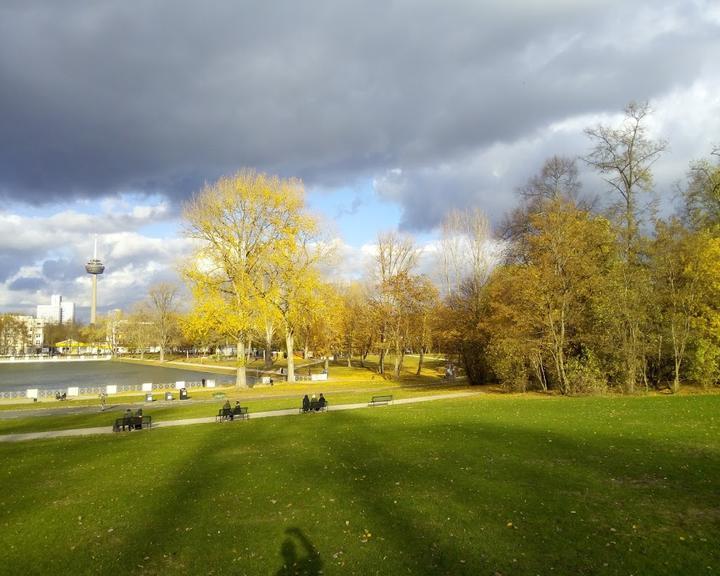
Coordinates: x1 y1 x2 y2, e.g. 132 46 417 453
0 394 718 575
0 382 467 435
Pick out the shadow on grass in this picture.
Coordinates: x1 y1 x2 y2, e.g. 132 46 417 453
1 397 718 575
275 528 323 576
286 403 720 575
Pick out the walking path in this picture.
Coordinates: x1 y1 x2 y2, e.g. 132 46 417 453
0 391 479 443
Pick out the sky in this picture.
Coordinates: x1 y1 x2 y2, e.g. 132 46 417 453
0 0 719 320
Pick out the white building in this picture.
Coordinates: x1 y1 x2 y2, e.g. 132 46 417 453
36 294 75 324
1 315 44 354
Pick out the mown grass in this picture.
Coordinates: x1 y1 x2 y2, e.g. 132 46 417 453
0 380 470 435
0 394 718 575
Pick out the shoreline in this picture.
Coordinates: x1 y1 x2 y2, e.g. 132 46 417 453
0 356 112 364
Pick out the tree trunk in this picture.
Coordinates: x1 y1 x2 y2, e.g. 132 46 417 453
416 347 425 376
324 357 329 372
159 346 165 362
235 339 247 388
264 338 273 369
286 330 296 383
347 345 352 368
671 323 681 394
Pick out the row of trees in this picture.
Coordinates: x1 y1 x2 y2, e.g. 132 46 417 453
448 103 720 393
8 102 717 394
99 102 720 394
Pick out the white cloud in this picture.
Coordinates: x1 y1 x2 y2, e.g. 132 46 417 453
0 204 191 317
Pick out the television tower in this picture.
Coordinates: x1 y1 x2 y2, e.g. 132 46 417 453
85 236 105 325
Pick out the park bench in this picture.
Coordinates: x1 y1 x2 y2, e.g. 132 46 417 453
232 406 249 420
369 395 393 406
216 407 249 422
300 399 328 413
113 415 152 432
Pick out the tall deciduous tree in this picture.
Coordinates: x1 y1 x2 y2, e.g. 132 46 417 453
684 148 720 230
264 224 330 383
583 101 667 258
584 102 667 392
183 170 307 387
483 200 616 393
372 231 418 375
438 208 494 384
147 283 179 362
126 302 154 359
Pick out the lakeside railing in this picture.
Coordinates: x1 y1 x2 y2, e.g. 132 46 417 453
0 378 238 400
0 354 112 363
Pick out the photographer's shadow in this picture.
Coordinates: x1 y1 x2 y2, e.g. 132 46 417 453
275 527 323 576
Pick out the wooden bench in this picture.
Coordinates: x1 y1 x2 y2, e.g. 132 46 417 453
216 407 249 422
113 415 152 432
369 395 393 406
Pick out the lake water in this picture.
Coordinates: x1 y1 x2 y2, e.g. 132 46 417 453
0 360 236 392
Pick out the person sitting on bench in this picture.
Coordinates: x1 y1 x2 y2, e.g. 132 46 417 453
317 393 327 411
223 400 232 421
232 401 243 419
302 395 310 413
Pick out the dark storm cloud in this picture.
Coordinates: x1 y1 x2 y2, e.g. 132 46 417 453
8 276 46 291
0 253 27 283
0 0 718 227
42 259 75 281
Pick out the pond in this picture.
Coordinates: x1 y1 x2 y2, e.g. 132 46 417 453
0 360 237 392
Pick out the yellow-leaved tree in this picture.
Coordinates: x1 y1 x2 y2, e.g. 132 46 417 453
182 170 309 388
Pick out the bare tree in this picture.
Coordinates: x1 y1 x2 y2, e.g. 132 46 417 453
439 208 493 298
583 101 667 258
147 283 179 362
373 231 418 374
519 155 582 204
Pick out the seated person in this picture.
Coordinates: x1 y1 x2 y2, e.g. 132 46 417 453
302 395 310 412
135 408 143 417
317 393 327 410
222 400 232 420
232 401 243 416
309 394 318 411
123 409 133 430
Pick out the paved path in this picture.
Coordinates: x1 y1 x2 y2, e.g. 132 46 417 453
0 391 479 443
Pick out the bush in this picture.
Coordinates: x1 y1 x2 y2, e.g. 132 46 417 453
565 351 607 394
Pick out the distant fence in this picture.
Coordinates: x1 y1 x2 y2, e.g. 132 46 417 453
0 354 112 364
0 378 237 400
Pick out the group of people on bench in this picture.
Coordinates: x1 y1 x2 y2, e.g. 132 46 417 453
221 400 246 421
302 393 327 412
121 408 144 430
